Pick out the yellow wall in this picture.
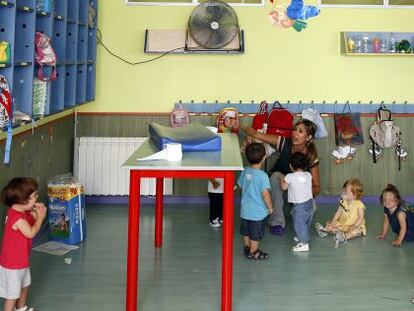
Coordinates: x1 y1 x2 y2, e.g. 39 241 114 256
80 1 414 113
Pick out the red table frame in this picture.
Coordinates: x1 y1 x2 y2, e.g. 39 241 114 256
126 169 235 311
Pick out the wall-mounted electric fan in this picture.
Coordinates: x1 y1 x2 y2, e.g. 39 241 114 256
187 0 240 50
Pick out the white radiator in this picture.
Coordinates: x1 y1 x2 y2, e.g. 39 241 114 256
74 137 173 196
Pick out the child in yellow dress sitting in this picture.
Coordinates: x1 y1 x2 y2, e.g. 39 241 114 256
314 178 367 245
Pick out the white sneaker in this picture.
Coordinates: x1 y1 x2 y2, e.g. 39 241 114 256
209 218 221 228
292 242 310 252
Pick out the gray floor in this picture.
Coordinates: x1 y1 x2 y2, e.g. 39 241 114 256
24 203 414 310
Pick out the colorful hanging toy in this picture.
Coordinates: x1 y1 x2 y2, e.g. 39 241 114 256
269 0 320 32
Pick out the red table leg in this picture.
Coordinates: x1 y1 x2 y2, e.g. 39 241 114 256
126 170 141 311
155 178 164 247
221 171 234 311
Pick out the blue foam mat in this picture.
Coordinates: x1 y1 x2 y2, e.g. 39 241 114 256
149 122 222 151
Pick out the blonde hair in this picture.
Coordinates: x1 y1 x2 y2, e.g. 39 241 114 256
343 178 363 200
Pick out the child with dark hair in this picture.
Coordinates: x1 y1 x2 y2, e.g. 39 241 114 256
0 177 47 311
280 152 313 252
378 184 414 247
237 143 273 260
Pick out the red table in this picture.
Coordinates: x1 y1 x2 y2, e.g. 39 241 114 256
123 133 243 311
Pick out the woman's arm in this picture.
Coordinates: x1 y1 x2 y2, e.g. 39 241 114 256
377 214 389 239
393 212 407 247
310 165 320 197
243 126 280 146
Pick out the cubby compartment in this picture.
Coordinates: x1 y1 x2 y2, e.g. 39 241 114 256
65 22 78 63
16 0 35 9
87 26 96 61
77 24 87 62
64 64 76 107
0 6 16 44
14 9 35 63
50 64 65 112
53 19 67 61
86 62 95 101
54 0 67 19
36 12 53 35
78 0 88 25
67 0 79 23
13 65 34 116
76 64 86 103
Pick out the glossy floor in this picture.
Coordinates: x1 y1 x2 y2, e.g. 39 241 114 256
23 203 414 310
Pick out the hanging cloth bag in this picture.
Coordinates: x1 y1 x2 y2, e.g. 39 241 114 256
334 103 364 146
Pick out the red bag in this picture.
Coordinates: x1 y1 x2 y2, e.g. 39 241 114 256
266 101 294 138
252 101 268 131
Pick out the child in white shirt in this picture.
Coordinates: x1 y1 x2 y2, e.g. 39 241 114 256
280 152 313 252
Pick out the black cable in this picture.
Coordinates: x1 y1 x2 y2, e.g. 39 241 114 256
96 29 186 65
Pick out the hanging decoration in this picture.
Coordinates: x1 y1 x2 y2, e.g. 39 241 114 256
268 0 320 32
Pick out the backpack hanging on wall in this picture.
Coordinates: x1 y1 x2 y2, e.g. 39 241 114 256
252 101 268 132
35 32 57 81
0 75 13 164
170 103 190 128
266 101 294 138
369 104 407 170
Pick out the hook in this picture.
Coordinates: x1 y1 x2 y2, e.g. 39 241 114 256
203 99 206 103
239 100 242 104
251 100 254 104
190 99 194 104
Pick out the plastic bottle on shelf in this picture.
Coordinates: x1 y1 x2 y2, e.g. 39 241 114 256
355 37 362 53
362 36 370 53
347 37 355 53
372 38 381 53
380 39 387 53
389 37 396 53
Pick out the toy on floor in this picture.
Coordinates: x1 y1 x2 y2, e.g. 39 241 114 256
369 104 407 170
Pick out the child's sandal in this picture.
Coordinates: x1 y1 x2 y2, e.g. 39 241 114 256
15 305 35 311
243 246 250 257
247 249 268 260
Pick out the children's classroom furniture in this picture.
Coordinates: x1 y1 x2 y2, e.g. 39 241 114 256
123 133 243 311
0 0 97 129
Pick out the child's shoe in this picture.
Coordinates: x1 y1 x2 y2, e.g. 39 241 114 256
334 231 347 249
314 222 328 238
247 249 268 260
292 242 310 252
269 225 285 235
209 217 221 228
15 306 36 311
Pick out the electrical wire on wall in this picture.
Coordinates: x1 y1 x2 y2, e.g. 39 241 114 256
97 29 186 65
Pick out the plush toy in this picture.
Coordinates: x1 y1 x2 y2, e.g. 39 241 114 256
397 39 412 53
287 0 320 21
268 9 294 28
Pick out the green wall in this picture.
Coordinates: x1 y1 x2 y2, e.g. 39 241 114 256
81 1 414 113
